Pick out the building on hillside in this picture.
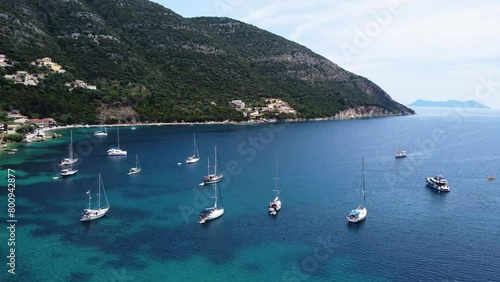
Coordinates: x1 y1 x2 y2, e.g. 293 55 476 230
0 54 6 67
28 118 57 128
4 71 39 85
66 79 97 90
229 100 246 110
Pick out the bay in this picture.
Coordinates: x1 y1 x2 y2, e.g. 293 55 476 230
1 108 499 281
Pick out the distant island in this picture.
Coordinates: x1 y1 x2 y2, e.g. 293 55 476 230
408 99 490 109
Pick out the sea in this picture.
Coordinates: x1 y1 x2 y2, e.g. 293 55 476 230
1 107 499 282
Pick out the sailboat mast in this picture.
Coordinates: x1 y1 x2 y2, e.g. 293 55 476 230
88 189 91 210
117 127 120 148
69 130 73 159
98 174 102 209
274 162 280 198
214 146 217 175
361 156 366 205
214 182 218 209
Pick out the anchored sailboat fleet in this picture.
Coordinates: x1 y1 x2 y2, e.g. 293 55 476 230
186 133 200 164
347 157 367 223
81 174 110 222
268 163 282 216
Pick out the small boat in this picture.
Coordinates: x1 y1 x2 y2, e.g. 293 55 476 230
202 146 223 185
347 157 367 223
198 181 224 224
93 115 108 136
186 133 200 164
395 123 407 158
81 174 110 222
60 167 78 177
268 163 282 216
7 151 16 155
426 175 451 192
488 175 495 180
59 130 78 166
127 155 141 175
131 127 136 130
107 127 127 156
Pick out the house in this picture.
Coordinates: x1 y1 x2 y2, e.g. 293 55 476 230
4 71 39 85
0 123 4 133
28 118 57 128
229 100 245 110
7 111 28 120
67 79 97 90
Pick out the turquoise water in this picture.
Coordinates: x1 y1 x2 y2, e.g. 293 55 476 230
1 108 500 281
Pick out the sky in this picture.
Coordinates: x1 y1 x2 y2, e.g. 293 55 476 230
152 0 500 108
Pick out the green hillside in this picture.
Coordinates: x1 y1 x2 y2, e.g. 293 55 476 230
0 0 414 124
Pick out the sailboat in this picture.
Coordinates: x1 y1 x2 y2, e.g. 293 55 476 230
186 133 200 164
93 115 108 136
268 162 282 216
198 181 224 224
81 174 110 222
347 157 367 223
127 154 141 175
107 127 127 156
202 146 223 185
59 130 78 166
395 123 407 158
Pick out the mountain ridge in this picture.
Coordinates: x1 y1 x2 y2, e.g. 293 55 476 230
0 0 414 124
408 99 489 109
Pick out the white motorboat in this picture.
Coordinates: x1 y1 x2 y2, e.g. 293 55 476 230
426 175 451 192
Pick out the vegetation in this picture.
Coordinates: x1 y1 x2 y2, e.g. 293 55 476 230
0 0 414 125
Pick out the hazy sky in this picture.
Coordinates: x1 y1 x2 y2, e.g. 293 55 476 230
153 0 500 108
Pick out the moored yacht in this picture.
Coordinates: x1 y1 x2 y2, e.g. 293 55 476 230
426 175 451 192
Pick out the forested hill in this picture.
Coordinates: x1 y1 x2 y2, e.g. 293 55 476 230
0 0 414 124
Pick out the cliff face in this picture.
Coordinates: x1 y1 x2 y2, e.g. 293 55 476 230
334 106 395 119
0 0 414 124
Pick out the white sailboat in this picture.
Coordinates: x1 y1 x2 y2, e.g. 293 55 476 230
128 154 141 175
202 146 223 185
347 157 367 223
395 123 406 158
198 181 224 224
59 130 78 166
93 115 108 136
268 162 282 216
81 174 110 222
107 127 127 156
186 133 200 164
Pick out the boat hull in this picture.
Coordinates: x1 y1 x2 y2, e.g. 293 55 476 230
186 157 200 164
347 207 367 223
268 199 281 215
395 151 407 158
107 149 127 156
81 207 109 221
203 174 223 184
198 208 224 224
426 177 451 192
60 169 78 177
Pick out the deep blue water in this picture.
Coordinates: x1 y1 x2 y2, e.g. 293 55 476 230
1 108 500 281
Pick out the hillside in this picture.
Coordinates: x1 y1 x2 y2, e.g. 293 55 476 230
0 0 414 124
408 99 489 109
